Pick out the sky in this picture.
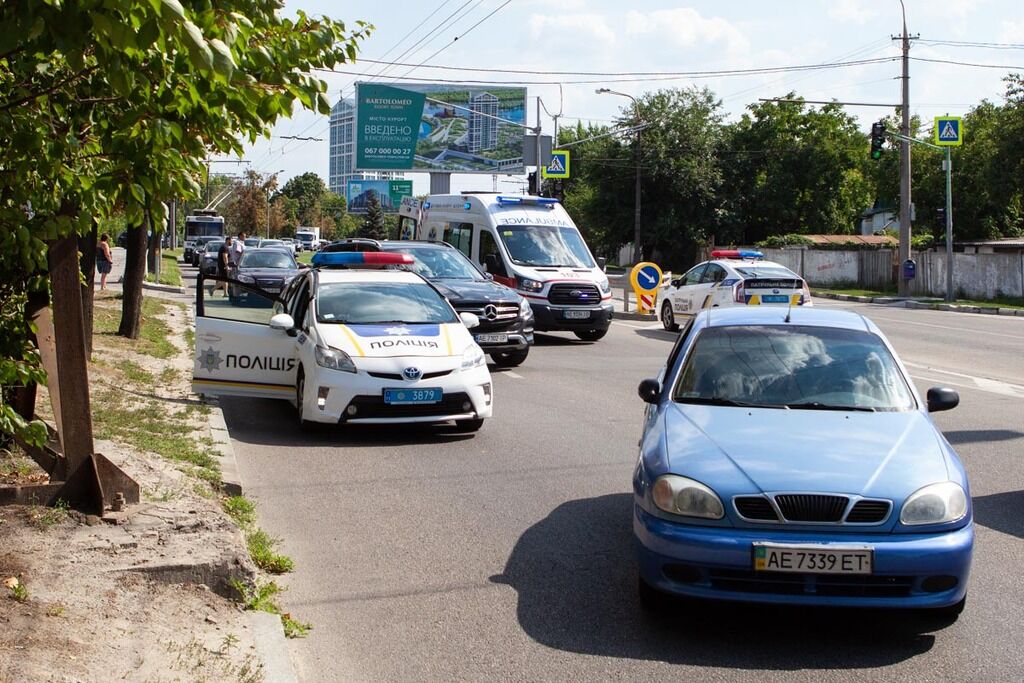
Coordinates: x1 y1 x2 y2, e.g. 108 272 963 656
223 0 1024 197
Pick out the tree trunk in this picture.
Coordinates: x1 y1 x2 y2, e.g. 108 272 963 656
78 220 97 354
118 214 149 339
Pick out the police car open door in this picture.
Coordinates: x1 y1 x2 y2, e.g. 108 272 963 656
191 275 298 399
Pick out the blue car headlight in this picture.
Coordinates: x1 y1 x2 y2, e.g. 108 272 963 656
652 475 724 520
900 482 967 525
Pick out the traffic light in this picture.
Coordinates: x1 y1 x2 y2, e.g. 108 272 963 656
527 171 538 194
870 122 886 160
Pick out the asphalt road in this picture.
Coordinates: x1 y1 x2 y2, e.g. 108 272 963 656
201 269 1023 682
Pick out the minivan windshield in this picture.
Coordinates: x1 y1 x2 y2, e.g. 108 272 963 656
673 325 915 412
498 225 595 268
316 282 458 324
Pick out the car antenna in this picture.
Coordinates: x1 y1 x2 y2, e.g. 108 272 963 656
784 295 794 323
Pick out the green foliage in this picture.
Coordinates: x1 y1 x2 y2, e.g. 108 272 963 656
223 495 257 528
277 172 327 229
0 0 370 444
246 529 295 574
231 579 311 638
755 233 813 248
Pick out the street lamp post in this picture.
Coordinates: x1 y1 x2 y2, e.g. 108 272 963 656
597 88 642 265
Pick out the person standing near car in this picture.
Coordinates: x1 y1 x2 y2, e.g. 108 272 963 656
96 233 113 290
232 231 247 270
216 235 233 296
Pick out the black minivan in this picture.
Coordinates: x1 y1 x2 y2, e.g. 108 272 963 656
322 239 534 367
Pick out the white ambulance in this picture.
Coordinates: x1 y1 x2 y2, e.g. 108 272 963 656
399 194 613 341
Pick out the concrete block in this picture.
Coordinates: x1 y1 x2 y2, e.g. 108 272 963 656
249 611 298 683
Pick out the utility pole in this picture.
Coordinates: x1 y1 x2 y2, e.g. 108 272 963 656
895 1 917 297
534 97 543 195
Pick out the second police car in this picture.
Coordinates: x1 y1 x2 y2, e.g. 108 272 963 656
191 252 493 432
660 250 813 331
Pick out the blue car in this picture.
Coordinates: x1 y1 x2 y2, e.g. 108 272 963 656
634 306 972 617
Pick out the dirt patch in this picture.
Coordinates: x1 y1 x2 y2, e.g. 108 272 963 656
1 292 269 682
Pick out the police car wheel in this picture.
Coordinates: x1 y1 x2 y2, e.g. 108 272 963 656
453 418 484 433
490 349 528 367
661 302 678 331
574 329 607 342
295 371 314 431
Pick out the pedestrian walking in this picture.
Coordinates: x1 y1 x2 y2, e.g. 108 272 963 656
217 235 233 296
96 233 114 290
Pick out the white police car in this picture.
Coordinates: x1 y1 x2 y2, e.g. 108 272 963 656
191 252 493 431
661 250 812 331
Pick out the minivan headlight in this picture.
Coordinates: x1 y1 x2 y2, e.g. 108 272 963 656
900 482 967 525
599 279 611 294
651 475 724 519
517 276 543 293
461 344 485 370
315 345 356 373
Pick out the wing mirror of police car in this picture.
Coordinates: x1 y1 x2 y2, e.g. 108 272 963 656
927 387 959 412
459 312 480 329
671 278 683 288
638 378 661 404
269 313 296 336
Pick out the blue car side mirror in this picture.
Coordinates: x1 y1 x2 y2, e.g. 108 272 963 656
927 387 959 412
638 378 661 404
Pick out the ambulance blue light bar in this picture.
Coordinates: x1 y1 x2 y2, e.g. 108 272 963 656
311 252 414 267
495 196 559 206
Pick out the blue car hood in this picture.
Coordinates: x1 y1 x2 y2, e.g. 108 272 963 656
663 404 952 498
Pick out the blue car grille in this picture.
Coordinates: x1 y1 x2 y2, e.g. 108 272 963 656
845 499 891 523
734 497 778 521
775 494 848 522
705 568 914 598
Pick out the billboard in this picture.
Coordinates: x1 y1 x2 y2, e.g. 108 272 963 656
355 82 527 174
346 179 414 213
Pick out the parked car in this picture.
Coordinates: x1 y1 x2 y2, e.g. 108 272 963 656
257 239 290 253
243 237 262 248
199 240 225 275
279 238 299 255
634 306 971 618
661 250 812 331
190 236 221 267
229 248 301 303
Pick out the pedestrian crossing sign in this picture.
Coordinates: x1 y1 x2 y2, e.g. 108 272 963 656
934 116 963 146
542 150 570 179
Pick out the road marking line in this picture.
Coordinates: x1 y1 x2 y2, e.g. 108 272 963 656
827 308 1024 340
904 361 1024 396
612 321 666 330
504 371 523 379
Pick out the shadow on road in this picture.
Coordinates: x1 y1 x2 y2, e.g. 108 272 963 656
943 429 1024 446
635 328 678 342
532 333 586 346
492 493 945 670
972 490 1024 539
219 396 477 448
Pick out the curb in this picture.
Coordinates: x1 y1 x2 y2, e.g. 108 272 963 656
615 311 660 322
143 282 187 295
249 611 299 683
206 397 243 497
812 292 1024 317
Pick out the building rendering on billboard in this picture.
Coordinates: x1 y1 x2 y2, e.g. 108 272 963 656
355 82 527 174
345 179 414 213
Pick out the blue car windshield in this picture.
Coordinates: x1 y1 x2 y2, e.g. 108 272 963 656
673 325 915 411
316 282 458 324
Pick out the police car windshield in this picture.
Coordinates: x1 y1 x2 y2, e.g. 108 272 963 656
735 266 798 279
498 225 595 268
316 283 458 324
239 251 295 269
391 247 482 281
673 325 915 412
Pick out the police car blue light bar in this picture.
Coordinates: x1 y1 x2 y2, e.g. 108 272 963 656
711 249 764 260
311 252 414 267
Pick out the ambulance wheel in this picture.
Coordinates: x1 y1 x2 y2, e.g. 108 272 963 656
490 349 528 367
453 418 484 433
661 302 678 331
574 329 607 342
295 370 315 431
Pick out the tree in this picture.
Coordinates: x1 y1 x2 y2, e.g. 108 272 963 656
0 1 369 446
358 192 387 239
278 172 328 227
224 170 278 238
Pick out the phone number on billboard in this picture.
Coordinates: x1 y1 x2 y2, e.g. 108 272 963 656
364 148 412 156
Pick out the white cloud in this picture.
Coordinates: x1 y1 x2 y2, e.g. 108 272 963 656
998 19 1024 43
624 8 749 54
528 13 617 45
827 0 877 26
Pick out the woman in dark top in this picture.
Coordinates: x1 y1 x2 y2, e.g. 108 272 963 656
96 233 113 290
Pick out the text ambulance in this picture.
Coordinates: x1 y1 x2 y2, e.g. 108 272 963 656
399 194 612 341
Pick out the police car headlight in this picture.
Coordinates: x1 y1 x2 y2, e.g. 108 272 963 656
651 475 724 520
517 277 543 293
315 345 356 373
599 279 611 294
900 482 967 525
519 299 533 319
461 344 485 370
